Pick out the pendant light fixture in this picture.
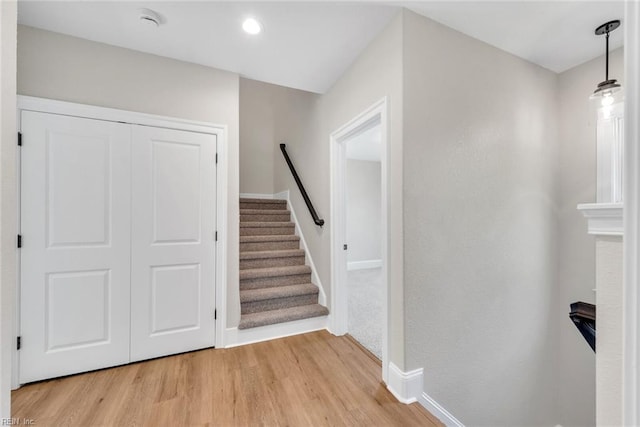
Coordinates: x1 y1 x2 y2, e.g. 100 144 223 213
590 20 622 104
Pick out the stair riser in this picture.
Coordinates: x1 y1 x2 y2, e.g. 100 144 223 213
241 213 291 222
240 226 295 236
240 240 300 252
238 304 329 330
240 202 287 210
240 273 311 290
241 294 318 314
240 256 305 270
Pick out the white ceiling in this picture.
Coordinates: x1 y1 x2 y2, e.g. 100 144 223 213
17 1 626 94
405 1 625 74
17 1 397 94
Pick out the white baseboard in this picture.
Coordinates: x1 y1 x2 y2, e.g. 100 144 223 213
273 190 289 200
387 362 423 404
418 392 465 427
239 192 281 200
239 192 288 201
386 362 464 426
347 259 382 271
283 191 327 306
225 315 328 348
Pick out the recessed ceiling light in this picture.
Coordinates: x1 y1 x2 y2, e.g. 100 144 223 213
242 18 262 35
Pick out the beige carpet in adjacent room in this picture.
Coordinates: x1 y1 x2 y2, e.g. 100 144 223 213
347 267 383 359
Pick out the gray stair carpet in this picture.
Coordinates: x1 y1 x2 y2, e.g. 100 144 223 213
238 198 328 330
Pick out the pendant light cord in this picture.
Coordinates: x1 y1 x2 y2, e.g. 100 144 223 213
605 30 610 81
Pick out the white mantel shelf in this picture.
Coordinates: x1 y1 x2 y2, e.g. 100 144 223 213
577 203 623 236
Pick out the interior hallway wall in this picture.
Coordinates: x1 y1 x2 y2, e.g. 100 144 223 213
402 10 560 426
16 25 242 328
239 78 276 195
273 11 406 368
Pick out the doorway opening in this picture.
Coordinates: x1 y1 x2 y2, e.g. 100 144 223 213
330 98 389 382
345 124 382 358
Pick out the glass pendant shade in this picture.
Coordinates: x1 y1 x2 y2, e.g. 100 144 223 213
591 79 623 116
591 80 622 100
589 20 625 205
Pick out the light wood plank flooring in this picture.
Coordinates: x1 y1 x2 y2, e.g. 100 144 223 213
12 330 442 426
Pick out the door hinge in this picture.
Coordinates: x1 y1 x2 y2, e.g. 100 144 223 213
17 336 21 350
17 132 22 147
215 231 218 241
215 153 218 164
17 234 22 248
343 244 348 250
214 309 217 320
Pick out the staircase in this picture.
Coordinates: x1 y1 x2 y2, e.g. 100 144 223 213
239 198 328 329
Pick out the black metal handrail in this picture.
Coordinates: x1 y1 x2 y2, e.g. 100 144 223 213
279 144 324 227
569 301 596 352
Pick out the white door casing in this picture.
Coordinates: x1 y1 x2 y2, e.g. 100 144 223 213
19 111 132 383
130 126 217 362
329 97 390 383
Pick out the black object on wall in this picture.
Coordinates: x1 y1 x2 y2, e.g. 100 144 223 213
569 301 596 352
279 144 325 227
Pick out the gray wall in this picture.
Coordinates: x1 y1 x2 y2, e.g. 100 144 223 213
346 159 382 263
273 11 406 368
239 78 319 194
16 25 242 328
402 10 559 426
239 78 276 194
555 48 623 427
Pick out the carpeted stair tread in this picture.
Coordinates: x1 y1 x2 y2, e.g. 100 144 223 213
240 234 301 252
240 221 295 236
240 283 319 303
240 221 293 228
240 265 311 280
238 304 329 330
240 198 287 205
240 209 292 222
240 199 288 211
240 248 305 269
240 235 300 242
240 249 305 260
240 209 290 215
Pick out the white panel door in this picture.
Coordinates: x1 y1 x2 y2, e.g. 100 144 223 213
130 126 216 362
20 111 131 383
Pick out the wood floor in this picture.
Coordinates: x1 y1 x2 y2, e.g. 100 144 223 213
12 331 442 426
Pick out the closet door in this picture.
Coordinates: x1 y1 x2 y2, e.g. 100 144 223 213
19 111 131 383
130 126 217 362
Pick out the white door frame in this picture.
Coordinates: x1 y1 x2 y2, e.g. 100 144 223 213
330 97 389 383
13 96 228 388
623 1 640 424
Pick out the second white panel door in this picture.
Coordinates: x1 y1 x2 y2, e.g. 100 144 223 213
130 126 217 362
